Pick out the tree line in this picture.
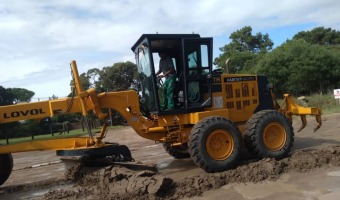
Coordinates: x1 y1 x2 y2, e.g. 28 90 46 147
215 26 340 96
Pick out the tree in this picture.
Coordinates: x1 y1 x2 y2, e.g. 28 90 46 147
7 88 35 104
78 73 91 90
0 86 14 106
98 61 138 125
0 86 26 140
49 95 58 100
99 61 138 92
293 27 340 45
87 68 101 90
68 72 91 97
256 39 340 96
214 26 273 73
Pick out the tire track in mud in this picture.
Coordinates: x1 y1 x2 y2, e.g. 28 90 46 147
39 145 340 200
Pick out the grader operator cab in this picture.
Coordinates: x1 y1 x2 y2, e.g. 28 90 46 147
0 34 322 186
133 34 214 114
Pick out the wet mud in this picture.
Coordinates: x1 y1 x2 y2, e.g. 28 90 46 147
33 145 340 200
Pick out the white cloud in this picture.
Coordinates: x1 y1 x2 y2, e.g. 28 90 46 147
0 0 339 98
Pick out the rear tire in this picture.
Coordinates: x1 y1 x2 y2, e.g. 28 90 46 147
244 110 294 159
0 153 13 186
188 116 241 172
163 143 190 159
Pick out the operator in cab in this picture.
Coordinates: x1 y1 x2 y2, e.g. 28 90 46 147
156 50 176 111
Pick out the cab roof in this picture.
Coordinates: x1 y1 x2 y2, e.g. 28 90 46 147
131 34 201 51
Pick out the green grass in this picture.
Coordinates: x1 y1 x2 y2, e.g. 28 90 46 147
0 125 124 145
306 93 340 114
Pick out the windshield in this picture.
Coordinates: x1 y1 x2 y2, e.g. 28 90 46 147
136 45 157 111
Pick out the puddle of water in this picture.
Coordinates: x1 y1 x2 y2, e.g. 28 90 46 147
223 174 307 200
145 144 161 148
31 161 61 168
156 157 174 169
327 171 340 177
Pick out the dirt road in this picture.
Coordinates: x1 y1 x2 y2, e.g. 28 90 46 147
1 113 340 199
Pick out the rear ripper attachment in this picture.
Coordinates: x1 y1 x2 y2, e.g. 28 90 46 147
275 94 322 132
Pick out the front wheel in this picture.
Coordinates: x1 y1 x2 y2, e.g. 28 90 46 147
0 153 13 186
188 116 241 172
244 110 294 159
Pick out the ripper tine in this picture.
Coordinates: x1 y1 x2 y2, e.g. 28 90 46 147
314 123 321 132
298 115 307 132
313 114 322 132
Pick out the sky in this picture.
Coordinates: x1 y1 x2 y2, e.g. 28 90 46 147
0 0 339 101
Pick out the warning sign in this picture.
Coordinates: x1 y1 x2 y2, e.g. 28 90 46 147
334 89 340 99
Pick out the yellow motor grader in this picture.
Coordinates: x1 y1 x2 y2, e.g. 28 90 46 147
0 34 322 186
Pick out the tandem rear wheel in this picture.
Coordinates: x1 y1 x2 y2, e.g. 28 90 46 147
244 110 294 159
188 116 241 172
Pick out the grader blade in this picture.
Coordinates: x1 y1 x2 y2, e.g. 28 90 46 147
279 94 322 132
56 143 134 162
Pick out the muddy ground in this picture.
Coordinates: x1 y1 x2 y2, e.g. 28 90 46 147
1 113 340 200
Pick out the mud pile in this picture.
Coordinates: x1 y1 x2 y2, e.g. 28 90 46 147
43 145 340 200
44 163 172 200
